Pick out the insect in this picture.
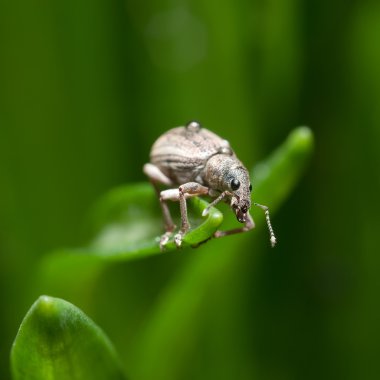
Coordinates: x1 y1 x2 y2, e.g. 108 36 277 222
143 121 276 249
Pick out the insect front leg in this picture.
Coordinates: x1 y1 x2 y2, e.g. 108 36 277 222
161 182 209 247
214 212 256 239
201 190 231 217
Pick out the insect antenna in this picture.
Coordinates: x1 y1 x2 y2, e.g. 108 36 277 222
254 203 277 247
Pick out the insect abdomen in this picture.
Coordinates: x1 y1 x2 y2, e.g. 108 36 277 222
150 126 225 184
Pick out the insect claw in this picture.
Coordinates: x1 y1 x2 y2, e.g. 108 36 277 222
174 232 183 248
214 230 223 238
159 231 172 250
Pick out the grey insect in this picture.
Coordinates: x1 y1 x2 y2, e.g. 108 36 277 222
143 121 276 248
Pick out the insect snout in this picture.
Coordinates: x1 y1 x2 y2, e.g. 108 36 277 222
236 209 247 223
231 199 250 223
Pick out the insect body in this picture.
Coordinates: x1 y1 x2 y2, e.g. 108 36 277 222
143 121 276 248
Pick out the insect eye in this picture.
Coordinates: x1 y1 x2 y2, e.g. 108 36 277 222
249 184 252 192
231 179 240 190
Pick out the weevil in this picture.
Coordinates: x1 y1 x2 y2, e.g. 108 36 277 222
143 121 276 248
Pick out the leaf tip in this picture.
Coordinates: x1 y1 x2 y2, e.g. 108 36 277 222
35 295 56 315
30 295 70 328
287 126 314 154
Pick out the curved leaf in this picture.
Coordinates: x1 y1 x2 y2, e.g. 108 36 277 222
11 296 126 380
37 127 313 287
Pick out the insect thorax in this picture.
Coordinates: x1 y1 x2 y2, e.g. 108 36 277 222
202 154 246 191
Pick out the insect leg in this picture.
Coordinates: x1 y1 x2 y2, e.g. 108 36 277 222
143 163 176 248
202 191 231 216
160 182 209 247
176 182 209 246
214 212 256 239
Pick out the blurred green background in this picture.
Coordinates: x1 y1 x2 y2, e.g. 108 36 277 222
1 1 380 379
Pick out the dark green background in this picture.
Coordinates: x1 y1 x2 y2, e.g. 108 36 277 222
1 1 379 379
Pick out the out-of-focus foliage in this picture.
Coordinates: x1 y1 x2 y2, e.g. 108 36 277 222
0 1 379 380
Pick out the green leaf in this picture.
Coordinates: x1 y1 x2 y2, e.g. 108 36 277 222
87 184 223 256
38 184 223 273
37 126 313 292
89 126 313 253
11 296 127 380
